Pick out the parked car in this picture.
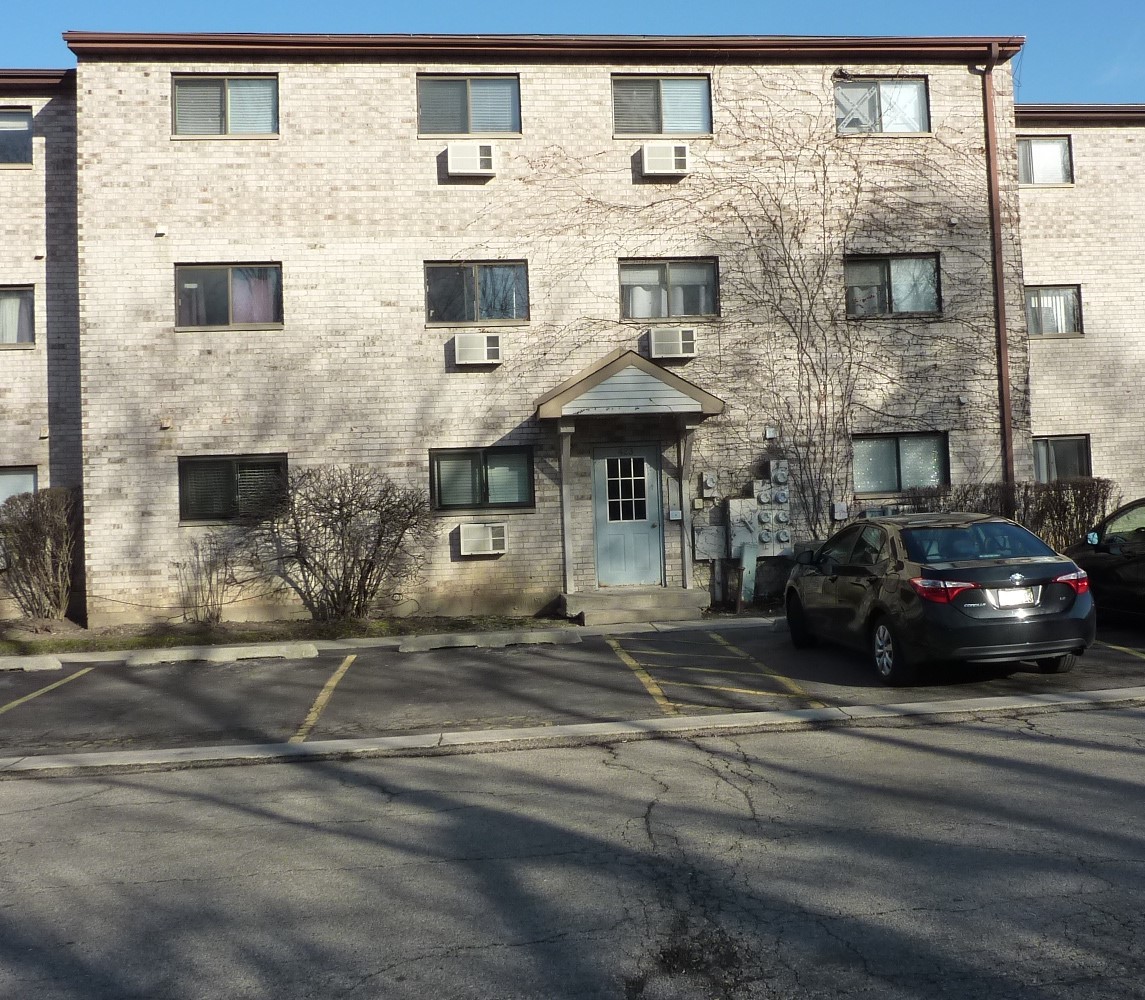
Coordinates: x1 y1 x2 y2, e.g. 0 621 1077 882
1064 497 1145 618
785 512 1096 685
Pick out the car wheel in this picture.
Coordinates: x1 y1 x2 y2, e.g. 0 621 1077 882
786 594 817 649
1036 653 1077 674
871 616 916 686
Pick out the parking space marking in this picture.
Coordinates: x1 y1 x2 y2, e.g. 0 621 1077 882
605 638 678 716
290 655 357 743
615 646 743 662
1098 641 1145 662
662 664 780 681
707 632 826 708
0 667 94 718
660 679 804 698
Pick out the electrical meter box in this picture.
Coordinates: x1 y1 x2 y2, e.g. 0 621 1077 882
725 459 793 559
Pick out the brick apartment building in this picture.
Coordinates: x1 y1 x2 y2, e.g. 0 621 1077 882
2 32 1134 625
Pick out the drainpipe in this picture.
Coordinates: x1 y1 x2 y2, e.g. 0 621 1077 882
981 41 1016 488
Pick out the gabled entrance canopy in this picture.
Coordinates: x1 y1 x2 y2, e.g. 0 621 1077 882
534 348 725 419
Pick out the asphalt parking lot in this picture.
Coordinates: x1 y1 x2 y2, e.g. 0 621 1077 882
2 619 1144 758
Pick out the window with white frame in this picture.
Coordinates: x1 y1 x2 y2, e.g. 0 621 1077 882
1033 436 1091 483
620 259 718 319
1025 285 1082 337
0 467 36 506
0 287 33 344
853 433 949 494
178 455 287 522
845 255 940 317
1017 136 1073 184
0 108 32 164
176 264 283 329
835 78 929 134
612 76 712 135
430 447 534 510
173 76 278 136
425 262 529 324
417 76 521 135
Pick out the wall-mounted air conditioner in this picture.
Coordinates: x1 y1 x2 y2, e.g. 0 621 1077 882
650 326 698 359
446 142 495 177
454 333 502 365
641 142 691 177
459 522 508 556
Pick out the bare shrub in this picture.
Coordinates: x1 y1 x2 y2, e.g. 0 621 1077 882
173 530 243 625
236 466 436 622
0 487 79 620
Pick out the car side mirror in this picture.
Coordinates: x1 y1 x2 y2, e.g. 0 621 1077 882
1086 531 1099 546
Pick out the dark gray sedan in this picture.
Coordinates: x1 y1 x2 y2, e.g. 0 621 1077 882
785 512 1096 685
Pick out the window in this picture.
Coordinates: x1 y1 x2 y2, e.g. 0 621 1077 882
0 467 36 506
425 262 529 324
173 76 278 136
620 259 718 319
1034 436 1091 483
612 76 711 135
430 448 534 510
845 255 939 317
0 108 32 164
178 455 287 522
1018 137 1073 185
835 78 929 134
176 265 283 328
418 76 521 135
0 287 33 345
1025 285 1082 337
853 433 949 493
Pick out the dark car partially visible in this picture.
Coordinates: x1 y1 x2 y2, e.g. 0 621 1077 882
785 512 1096 685
1064 497 1145 619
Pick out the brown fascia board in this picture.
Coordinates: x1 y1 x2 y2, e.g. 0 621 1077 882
1016 103 1145 127
62 32 1023 64
0 69 75 95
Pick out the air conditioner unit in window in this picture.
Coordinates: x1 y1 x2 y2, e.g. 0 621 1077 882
641 142 691 177
650 326 698 359
446 142 496 177
459 522 508 556
454 333 502 365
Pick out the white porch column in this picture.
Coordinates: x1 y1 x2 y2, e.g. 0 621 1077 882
558 418 575 594
676 417 699 589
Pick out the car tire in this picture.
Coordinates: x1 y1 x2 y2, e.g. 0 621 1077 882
871 616 917 686
786 594 817 649
1036 653 1077 674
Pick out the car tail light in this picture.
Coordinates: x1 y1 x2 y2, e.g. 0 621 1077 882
1053 568 1090 595
909 578 979 603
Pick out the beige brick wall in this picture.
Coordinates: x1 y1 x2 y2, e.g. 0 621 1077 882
73 53 1027 623
1020 122 1145 501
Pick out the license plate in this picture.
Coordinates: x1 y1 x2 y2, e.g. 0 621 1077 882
997 587 1035 607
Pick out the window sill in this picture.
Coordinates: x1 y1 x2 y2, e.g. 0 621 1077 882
0 162 33 169
426 320 529 329
1018 182 1074 189
434 507 535 516
170 133 280 141
845 312 942 321
1029 332 1084 340
0 342 36 350
174 324 285 333
418 133 522 140
620 316 720 324
836 130 934 139
613 133 713 141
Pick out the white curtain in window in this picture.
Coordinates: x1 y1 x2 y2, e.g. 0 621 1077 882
1026 286 1079 334
890 258 938 313
227 79 278 134
899 436 943 488
231 268 280 324
0 290 33 343
621 266 667 318
879 81 928 132
1025 138 1071 184
469 78 520 133
660 78 710 134
486 452 529 505
174 80 225 134
668 261 714 315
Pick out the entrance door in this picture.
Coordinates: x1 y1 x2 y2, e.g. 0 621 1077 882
593 445 664 586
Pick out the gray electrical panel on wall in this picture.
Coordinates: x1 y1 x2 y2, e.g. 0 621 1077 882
727 459 793 559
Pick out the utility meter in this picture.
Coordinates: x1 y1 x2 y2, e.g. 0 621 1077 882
776 511 790 524
758 529 772 543
773 467 789 485
757 510 771 524
774 489 789 504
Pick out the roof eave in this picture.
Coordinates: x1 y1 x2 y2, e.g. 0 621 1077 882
1016 103 1145 127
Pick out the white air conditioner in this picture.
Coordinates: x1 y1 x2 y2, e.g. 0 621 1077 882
446 142 495 177
650 326 698 359
641 142 691 176
459 522 508 556
454 333 502 365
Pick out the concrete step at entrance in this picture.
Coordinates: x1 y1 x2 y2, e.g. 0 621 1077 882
560 587 710 625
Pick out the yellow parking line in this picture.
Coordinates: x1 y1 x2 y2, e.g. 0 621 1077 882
708 632 826 708
0 667 94 717
605 638 678 716
290 655 356 743
661 664 779 680
1098 641 1145 661
660 679 803 697
617 647 743 661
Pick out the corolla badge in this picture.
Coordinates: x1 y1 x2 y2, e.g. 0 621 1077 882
1009 573 1024 585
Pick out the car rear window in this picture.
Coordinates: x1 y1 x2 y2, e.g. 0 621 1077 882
901 523 1055 562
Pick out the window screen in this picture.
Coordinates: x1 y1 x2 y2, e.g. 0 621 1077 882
418 77 521 134
835 78 929 133
853 434 948 493
613 77 711 134
431 448 533 509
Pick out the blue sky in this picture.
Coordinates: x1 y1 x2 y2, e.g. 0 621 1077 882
7 0 1145 104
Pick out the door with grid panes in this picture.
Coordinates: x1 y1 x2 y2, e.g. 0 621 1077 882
592 445 664 586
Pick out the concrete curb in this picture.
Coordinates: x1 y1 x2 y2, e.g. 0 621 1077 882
397 629 584 652
0 655 62 673
4 685 1144 778
124 642 320 666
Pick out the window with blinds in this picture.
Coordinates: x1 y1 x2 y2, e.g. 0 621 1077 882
1017 136 1073 185
417 76 521 135
612 77 711 135
430 448 533 510
1025 285 1082 336
173 76 279 136
178 456 287 521
0 108 32 163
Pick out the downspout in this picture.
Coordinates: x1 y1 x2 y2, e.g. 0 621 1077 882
981 41 1016 487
